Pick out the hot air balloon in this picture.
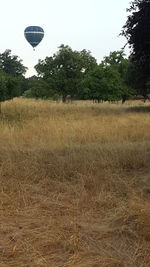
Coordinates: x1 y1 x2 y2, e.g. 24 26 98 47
24 26 44 50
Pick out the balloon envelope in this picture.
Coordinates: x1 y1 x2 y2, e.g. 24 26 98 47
24 26 44 48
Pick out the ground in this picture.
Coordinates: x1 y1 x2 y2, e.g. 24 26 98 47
0 99 150 267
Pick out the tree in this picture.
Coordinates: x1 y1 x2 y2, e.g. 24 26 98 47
30 77 53 99
0 72 21 101
102 51 133 102
0 72 8 103
0 72 20 112
35 47 133 102
0 50 27 111
82 64 123 102
0 50 27 76
79 49 97 73
121 0 150 97
35 45 97 102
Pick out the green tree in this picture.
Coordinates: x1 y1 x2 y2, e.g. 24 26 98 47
121 0 150 97
35 45 97 102
102 51 133 102
30 77 53 99
0 72 8 103
82 64 123 102
0 72 20 112
0 50 27 111
0 72 21 101
0 50 27 76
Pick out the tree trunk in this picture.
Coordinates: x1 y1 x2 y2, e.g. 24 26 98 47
122 95 126 104
62 95 67 103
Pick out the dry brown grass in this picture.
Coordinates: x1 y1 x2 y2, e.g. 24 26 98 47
0 98 150 267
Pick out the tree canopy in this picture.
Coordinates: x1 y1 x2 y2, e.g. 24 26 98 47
35 45 97 102
122 0 150 97
0 50 27 104
31 46 133 102
0 50 27 76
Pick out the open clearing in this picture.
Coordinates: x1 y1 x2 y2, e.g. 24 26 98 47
0 99 150 267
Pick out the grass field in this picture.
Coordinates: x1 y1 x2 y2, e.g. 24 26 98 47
0 98 150 267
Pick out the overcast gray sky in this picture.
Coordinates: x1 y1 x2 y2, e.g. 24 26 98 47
1 0 130 77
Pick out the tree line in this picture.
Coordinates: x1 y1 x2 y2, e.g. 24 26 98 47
24 47 133 103
0 0 150 104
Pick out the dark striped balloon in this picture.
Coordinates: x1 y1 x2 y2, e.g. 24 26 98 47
24 26 44 49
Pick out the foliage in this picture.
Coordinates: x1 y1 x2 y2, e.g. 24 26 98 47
80 51 133 102
28 77 53 99
0 72 20 102
0 50 27 104
121 0 150 96
82 64 123 102
35 46 132 102
35 45 97 101
12 45 133 102
23 89 33 98
0 50 27 76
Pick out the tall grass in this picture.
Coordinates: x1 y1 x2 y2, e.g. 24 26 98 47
0 98 150 266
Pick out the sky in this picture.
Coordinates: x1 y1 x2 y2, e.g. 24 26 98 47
1 0 130 77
